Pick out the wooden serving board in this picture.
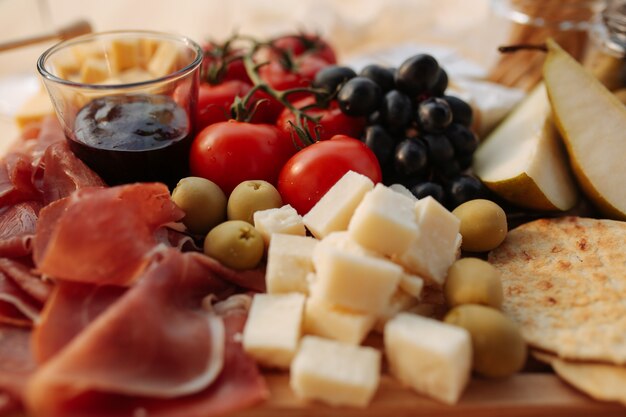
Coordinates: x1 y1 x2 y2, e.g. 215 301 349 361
236 374 625 417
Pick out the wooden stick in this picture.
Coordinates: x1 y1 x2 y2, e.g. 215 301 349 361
0 20 92 53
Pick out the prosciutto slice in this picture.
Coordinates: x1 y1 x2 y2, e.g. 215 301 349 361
25 250 236 416
39 141 106 204
0 269 41 327
26 294 268 417
0 201 41 258
0 325 37 401
32 282 125 364
34 183 184 285
0 152 40 208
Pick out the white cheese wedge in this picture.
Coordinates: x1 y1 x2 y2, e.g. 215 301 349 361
312 244 401 315
399 273 424 298
303 295 376 345
384 313 472 405
303 171 373 239
290 336 381 407
393 196 460 287
348 183 418 256
266 234 317 295
374 289 419 333
148 41 180 77
109 39 140 73
242 293 305 369
253 204 305 246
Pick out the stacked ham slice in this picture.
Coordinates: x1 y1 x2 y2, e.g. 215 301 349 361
0 118 269 416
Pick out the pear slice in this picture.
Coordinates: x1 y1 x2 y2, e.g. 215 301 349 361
544 39 626 219
473 82 578 211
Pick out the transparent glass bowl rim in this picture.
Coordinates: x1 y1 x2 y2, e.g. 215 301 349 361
37 29 204 90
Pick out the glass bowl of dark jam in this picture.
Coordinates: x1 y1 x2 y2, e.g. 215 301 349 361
37 30 203 187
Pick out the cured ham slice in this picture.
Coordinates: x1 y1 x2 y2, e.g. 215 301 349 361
0 271 40 327
33 282 126 363
0 201 41 258
25 250 236 416
26 294 268 417
199 255 267 293
0 325 37 402
39 141 105 204
34 183 184 285
0 152 40 208
0 257 49 328
0 259 51 304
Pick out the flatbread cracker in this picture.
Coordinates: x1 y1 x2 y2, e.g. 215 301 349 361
532 350 626 406
489 216 626 364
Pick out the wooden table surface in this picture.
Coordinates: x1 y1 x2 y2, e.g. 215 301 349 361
236 373 625 417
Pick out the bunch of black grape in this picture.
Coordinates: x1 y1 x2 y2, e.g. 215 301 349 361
313 54 485 209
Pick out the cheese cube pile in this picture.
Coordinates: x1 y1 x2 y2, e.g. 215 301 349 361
244 170 468 408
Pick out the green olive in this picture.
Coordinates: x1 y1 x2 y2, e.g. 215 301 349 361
227 180 283 224
171 177 227 235
204 220 264 270
445 258 503 309
444 304 527 378
452 199 507 252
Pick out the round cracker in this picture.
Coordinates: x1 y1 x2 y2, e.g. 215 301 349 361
489 216 626 364
532 350 626 406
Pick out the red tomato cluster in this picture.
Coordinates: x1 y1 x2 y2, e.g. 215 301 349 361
189 33 381 213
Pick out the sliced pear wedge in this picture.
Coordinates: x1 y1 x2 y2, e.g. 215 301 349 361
473 82 578 211
545 39 626 219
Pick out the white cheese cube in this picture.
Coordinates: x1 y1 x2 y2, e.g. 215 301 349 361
384 313 472 405
399 273 424 298
393 197 460 287
290 336 381 407
253 204 305 246
313 245 402 315
14 91 54 128
303 295 376 345
348 183 418 256
374 289 419 333
312 231 381 266
389 183 418 201
79 58 109 84
148 41 180 77
242 293 305 369
303 171 373 239
266 234 317 295
109 39 140 73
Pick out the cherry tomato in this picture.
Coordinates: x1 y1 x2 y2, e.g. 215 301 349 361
278 135 382 214
196 81 251 130
202 43 251 85
190 121 296 195
270 34 337 64
259 54 330 101
277 96 366 143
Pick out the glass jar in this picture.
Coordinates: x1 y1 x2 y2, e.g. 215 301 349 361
584 0 626 91
488 0 604 90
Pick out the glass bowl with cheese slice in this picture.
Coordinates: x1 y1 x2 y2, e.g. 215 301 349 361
37 30 203 187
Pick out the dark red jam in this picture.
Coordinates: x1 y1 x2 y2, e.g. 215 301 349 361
69 94 191 187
